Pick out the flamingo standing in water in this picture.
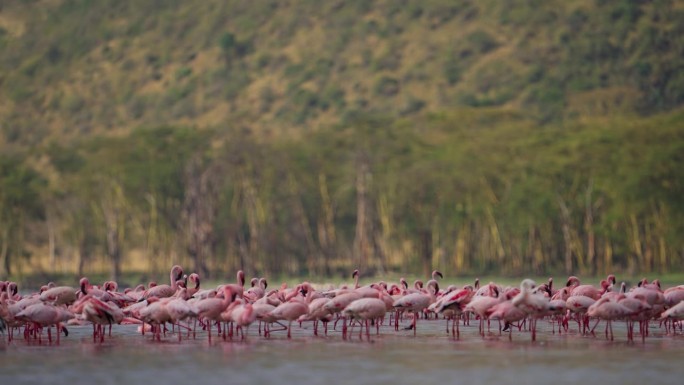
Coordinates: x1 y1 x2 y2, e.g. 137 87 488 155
269 288 309 338
166 289 199 341
393 280 438 335
194 286 237 341
587 297 634 341
298 297 334 336
72 295 125 342
487 299 527 340
231 302 257 340
464 286 502 337
14 303 74 344
512 279 554 341
432 286 474 338
343 296 387 338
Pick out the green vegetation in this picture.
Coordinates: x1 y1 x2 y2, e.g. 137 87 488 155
0 0 683 283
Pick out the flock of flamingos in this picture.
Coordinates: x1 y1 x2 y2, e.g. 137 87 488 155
1 266 684 345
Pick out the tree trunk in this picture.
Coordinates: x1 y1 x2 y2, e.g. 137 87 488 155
421 230 432 279
585 182 596 276
182 155 218 279
353 154 370 271
558 196 573 275
101 181 126 283
0 227 10 276
107 221 121 283
317 173 335 276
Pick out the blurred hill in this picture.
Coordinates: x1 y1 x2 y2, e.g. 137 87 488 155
1 0 683 146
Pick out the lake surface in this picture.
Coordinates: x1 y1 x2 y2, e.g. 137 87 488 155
2 318 683 385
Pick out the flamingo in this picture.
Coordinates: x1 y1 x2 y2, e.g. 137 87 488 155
587 297 634 341
14 303 74 344
245 278 268 301
464 290 502 336
343 296 387 337
487 300 527 340
661 301 684 320
137 297 172 341
210 270 247 303
566 276 606 300
431 286 474 338
194 286 237 341
142 265 185 299
566 295 597 334
619 294 652 341
231 302 257 340
165 290 199 341
78 278 112 302
269 293 309 338
39 286 77 306
512 279 555 341
72 295 125 342
324 290 363 336
298 297 334 336
185 273 201 298
393 280 438 335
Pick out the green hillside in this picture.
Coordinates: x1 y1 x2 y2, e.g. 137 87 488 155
1 0 684 284
1 0 683 146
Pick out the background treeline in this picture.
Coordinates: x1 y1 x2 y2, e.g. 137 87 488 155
2 110 683 282
0 0 683 282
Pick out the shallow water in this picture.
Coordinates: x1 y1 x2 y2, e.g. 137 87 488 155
2 319 683 385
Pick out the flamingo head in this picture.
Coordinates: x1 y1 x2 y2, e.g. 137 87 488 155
170 265 184 282
79 277 90 293
566 276 580 288
237 270 246 287
189 273 201 289
520 279 537 292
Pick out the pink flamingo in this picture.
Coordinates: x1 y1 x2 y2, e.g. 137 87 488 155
566 295 596 334
194 286 237 341
661 301 684 321
269 293 309 338
137 297 172 341
245 278 268 301
166 290 199 341
487 300 527 340
15 302 74 344
512 279 555 341
78 278 112 302
142 265 185 299
432 286 474 338
72 295 125 342
464 289 502 336
566 276 606 300
392 280 438 335
221 270 246 297
343 296 387 337
587 297 634 341
298 297 334 336
185 273 201 298
231 302 257 340
39 286 77 306
619 294 652 341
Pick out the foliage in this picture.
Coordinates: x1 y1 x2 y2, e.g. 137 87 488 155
1 0 683 281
